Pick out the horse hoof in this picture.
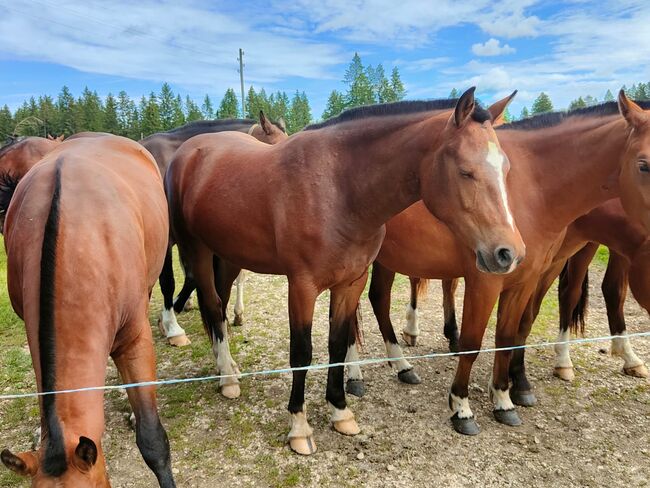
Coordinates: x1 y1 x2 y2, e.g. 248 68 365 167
553 366 575 382
333 418 360 436
168 334 191 347
450 414 479 436
221 383 241 399
346 379 365 397
402 331 418 347
624 364 649 378
510 389 537 407
289 436 317 455
448 339 460 353
493 409 522 426
233 314 243 327
397 368 422 385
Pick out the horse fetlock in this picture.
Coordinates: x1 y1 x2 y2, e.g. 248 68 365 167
448 392 473 419
329 403 360 436
288 411 316 455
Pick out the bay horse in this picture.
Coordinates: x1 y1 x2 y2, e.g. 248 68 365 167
365 92 650 435
0 135 63 231
165 88 525 455
141 112 287 346
0 134 176 487
415 198 648 381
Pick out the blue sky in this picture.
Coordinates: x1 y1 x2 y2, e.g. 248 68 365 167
1 0 649 118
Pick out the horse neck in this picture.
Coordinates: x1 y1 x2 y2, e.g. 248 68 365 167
322 114 444 231
506 117 626 234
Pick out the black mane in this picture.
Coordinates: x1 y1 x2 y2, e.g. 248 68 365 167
306 99 491 130
501 100 650 131
147 117 287 141
0 136 25 159
0 172 19 219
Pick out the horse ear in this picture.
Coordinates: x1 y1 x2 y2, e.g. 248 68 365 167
47 134 54 140
55 134 65 142
618 89 647 128
73 437 98 472
1 449 38 477
488 90 517 127
259 111 272 135
454 87 476 127
277 117 287 132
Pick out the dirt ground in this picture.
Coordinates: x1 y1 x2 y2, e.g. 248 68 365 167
0 259 648 487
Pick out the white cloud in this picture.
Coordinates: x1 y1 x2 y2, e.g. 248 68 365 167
472 39 515 56
0 0 345 93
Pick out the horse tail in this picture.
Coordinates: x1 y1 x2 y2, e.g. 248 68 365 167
39 158 67 476
416 278 430 301
0 172 20 225
559 261 588 336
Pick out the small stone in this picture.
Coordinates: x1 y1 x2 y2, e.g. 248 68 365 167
554 415 562 422
357 452 365 460
535 423 545 430
387 464 395 472
172 468 179 475
407 405 417 414
598 348 608 355
534 436 540 444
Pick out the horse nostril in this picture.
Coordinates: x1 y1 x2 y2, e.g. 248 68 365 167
495 247 514 268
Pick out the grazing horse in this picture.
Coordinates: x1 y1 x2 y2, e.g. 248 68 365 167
166 88 525 455
141 112 287 346
366 92 650 435
0 136 63 231
0 135 176 487
425 198 648 382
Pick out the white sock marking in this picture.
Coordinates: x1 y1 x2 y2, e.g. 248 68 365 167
554 328 574 369
234 270 246 318
449 392 473 419
384 341 413 372
489 375 515 411
161 309 186 338
328 402 355 422
611 333 644 368
345 344 363 381
212 322 239 386
288 409 313 439
404 303 420 337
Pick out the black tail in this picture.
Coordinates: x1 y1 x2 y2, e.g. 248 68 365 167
39 159 67 477
559 261 589 336
0 172 19 225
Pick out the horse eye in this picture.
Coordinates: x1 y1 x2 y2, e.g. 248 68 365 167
459 170 474 179
638 160 649 173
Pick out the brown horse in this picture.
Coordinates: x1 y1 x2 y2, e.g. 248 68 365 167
165 89 525 455
141 112 287 346
617 94 650 233
366 92 650 435
1 135 175 486
425 198 648 381
0 136 63 231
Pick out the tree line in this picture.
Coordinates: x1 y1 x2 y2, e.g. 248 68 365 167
3 52 649 140
0 53 406 141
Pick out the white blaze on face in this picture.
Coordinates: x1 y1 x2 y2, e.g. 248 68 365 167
486 141 514 230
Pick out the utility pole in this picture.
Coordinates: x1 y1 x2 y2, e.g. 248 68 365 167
238 48 246 117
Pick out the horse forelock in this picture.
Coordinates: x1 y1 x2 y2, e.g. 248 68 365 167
39 157 67 476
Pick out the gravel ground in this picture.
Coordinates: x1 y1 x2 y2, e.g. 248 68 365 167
0 262 648 487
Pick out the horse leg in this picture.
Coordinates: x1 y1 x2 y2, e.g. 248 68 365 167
442 279 460 352
233 270 247 327
158 246 190 347
286 279 318 455
509 262 563 406
172 276 196 314
368 262 421 385
342 303 365 398
213 257 242 325
403 277 422 346
490 281 538 427
113 319 175 488
605 251 648 377
186 245 240 398
327 273 367 438
449 276 501 435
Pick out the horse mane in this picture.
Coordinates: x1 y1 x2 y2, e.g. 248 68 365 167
0 172 19 217
305 99 492 130
151 118 287 140
500 100 650 131
39 158 67 477
0 136 25 159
